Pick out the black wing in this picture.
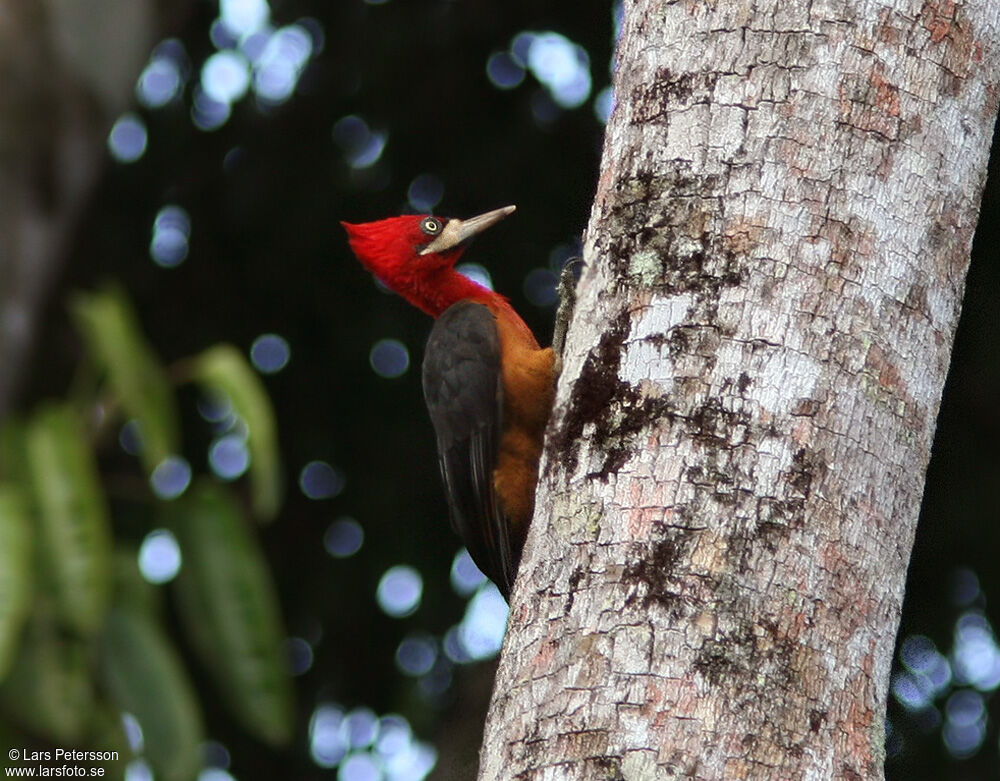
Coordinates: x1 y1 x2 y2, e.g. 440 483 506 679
422 300 514 598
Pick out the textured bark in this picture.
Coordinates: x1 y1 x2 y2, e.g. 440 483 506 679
480 1 1000 779
0 0 163 415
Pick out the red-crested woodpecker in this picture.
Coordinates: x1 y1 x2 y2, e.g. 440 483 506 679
343 206 555 599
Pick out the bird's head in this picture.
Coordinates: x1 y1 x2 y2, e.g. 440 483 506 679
342 205 515 316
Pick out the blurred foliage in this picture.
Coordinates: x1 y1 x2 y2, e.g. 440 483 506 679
168 482 293 744
0 1 996 779
190 349 283 521
71 286 181 476
0 288 290 780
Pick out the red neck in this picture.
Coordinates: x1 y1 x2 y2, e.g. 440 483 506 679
403 267 508 318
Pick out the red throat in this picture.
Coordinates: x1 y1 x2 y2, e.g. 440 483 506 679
404 266 504 318
342 217 507 318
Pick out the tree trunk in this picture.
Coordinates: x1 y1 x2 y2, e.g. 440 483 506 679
480 1 1000 778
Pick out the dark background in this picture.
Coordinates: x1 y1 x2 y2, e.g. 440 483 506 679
13 1 999 778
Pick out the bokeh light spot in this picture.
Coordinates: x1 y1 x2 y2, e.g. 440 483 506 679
510 32 534 66
285 636 314 676
252 25 314 104
121 713 143 753
407 174 445 212
375 714 412 758
943 689 987 757
458 584 508 660
946 688 984 727
210 18 240 51
150 226 188 267
309 704 347 768
270 25 313 68
119 419 144 456
396 633 437 676
137 529 182 584
219 0 270 39
486 51 525 89
298 18 326 54
299 460 345 500
418 658 452 699
150 205 191 268
891 671 933 711
333 116 388 170
202 50 251 104
594 85 615 123
108 114 148 163
377 565 422 618
953 567 981 606
952 611 1000 691
443 625 472 664
899 634 951 695
192 87 231 131
250 333 291 373
149 456 192 500
239 30 270 62
450 549 486 597
456 263 493 290
197 393 233 423
208 434 251 480
202 742 231 771
339 753 379 781
343 707 379 750
137 55 182 108
369 339 410 378
386 742 436 779
526 32 592 109
324 518 364 558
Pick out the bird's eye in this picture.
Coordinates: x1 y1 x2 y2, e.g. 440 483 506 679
420 217 442 235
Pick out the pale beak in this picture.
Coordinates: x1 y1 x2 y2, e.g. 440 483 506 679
418 205 516 255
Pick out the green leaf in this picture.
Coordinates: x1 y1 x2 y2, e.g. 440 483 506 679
168 482 293 745
0 613 94 744
70 285 180 475
0 486 32 682
25 403 112 635
100 607 203 781
192 344 283 521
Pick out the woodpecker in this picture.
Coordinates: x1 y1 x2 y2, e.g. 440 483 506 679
343 206 555 599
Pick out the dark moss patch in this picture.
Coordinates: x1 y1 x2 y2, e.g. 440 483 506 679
589 757 624 780
592 395 676 480
692 636 745 686
549 310 631 475
622 536 687 612
787 447 826 500
550 308 677 480
694 618 799 690
683 399 751 448
566 567 586 612
630 68 721 124
603 168 742 297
